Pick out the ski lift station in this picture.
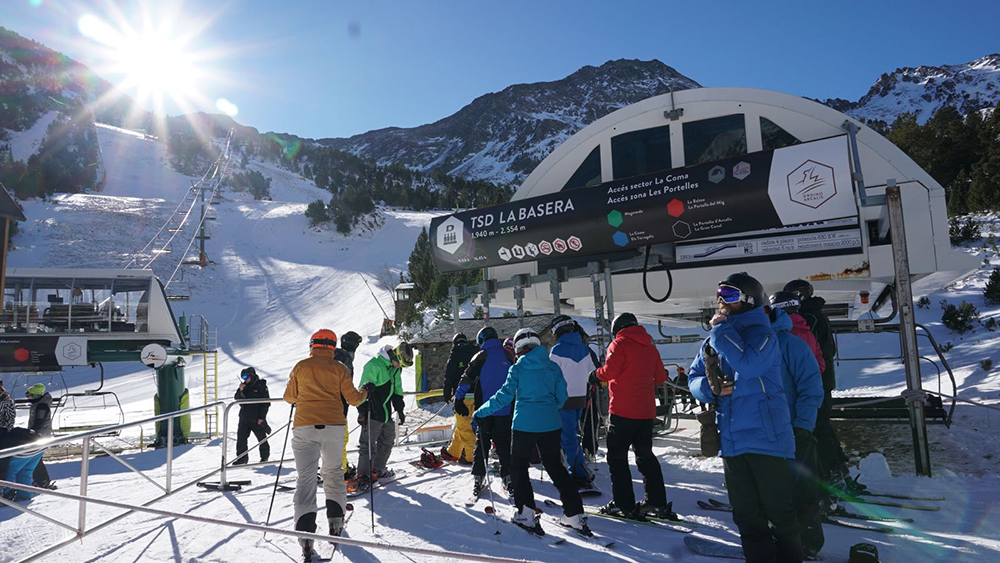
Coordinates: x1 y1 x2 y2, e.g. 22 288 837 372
430 87 979 476
431 87 975 321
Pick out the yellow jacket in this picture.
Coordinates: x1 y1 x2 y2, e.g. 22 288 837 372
283 348 368 427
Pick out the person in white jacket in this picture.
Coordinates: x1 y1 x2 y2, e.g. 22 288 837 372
548 315 598 488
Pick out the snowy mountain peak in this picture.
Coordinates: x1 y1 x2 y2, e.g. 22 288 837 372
823 54 1000 124
318 59 701 185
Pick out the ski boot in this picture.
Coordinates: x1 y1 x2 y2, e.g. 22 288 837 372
351 474 373 495
343 463 357 482
501 475 513 499
328 515 344 539
372 467 394 481
299 538 317 562
599 501 646 521
439 446 460 462
472 475 485 498
512 505 544 535
558 512 592 536
635 499 679 521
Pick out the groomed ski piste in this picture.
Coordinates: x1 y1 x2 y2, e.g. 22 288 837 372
0 123 998 561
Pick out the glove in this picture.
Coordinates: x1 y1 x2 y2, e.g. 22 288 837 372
360 382 375 394
454 398 470 417
443 385 454 403
588 370 599 386
397 412 406 425
793 427 815 458
703 343 725 396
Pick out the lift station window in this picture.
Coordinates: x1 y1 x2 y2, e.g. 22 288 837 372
683 114 747 165
611 125 672 180
561 146 602 191
1 276 152 335
760 117 802 151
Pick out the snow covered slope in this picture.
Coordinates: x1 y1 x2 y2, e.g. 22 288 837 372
822 54 1000 124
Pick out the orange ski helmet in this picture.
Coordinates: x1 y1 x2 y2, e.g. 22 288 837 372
310 329 338 350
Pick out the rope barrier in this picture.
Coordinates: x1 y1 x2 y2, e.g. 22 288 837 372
0 479 536 563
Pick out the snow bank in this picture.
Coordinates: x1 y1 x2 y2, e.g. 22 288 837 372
6 110 59 162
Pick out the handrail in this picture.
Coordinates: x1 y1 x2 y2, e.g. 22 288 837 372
219 397 289 489
0 401 227 460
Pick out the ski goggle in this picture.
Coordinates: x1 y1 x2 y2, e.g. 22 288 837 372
240 374 250 380
717 285 744 304
770 298 800 311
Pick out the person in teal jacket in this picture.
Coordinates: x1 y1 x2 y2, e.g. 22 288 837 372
688 272 802 563
769 305 824 558
475 328 588 535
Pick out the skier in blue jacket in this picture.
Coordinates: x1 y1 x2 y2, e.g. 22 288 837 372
475 328 588 536
548 315 597 488
688 272 803 563
768 303 825 558
454 326 515 499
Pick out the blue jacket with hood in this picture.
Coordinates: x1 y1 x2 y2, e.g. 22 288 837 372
474 344 567 433
688 306 795 459
770 308 824 432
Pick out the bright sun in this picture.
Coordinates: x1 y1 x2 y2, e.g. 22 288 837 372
77 12 220 117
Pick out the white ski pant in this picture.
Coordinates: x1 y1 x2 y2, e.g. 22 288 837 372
291 424 347 533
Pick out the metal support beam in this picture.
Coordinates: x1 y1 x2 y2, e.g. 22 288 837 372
603 260 615 328
887 180 932 476
450 288 460 335
549 269 562 316
512 276 526 329
590 263 605 359
842 120 886 208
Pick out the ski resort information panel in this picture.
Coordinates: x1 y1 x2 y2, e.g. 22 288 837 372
430 136 858 272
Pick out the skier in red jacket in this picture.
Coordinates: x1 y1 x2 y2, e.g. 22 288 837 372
594 313 676 521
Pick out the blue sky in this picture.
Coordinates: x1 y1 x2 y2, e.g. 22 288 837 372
5 0 999 139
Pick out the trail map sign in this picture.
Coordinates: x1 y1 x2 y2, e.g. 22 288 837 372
430 136 858 272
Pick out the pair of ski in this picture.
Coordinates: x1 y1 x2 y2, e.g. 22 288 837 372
542 499 695 534
484 503 616 548
301 505 354 562
346 469 407 498
831 490 942 511
697 499 896 534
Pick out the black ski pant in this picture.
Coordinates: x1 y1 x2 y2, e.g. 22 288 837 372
814 393 848 479
606 415 667 511
235 419 271 465
510 429 583 517
32 460 50 487
791 432 825 556
581 386 603 457
473 414 512 478
724 453 804 563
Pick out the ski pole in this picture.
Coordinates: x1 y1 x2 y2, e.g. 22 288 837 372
477 421 500 536
263 404 294 540
368 413 375 532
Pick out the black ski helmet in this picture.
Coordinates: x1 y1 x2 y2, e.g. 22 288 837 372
340 331 363 352
550 314 576 338
477 326 499 347
452 333 469 345
240 367 258 383
769 291 801 314
612 312 638 336
783 279 814 300
719 272 766 310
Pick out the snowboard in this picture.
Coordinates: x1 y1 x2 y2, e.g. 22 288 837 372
684 536 745 559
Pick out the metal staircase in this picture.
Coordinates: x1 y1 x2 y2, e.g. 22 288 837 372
188 314 221 436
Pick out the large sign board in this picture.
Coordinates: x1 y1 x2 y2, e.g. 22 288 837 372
430 136 858 272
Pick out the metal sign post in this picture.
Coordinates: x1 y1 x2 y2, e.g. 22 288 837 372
886 180 932 476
